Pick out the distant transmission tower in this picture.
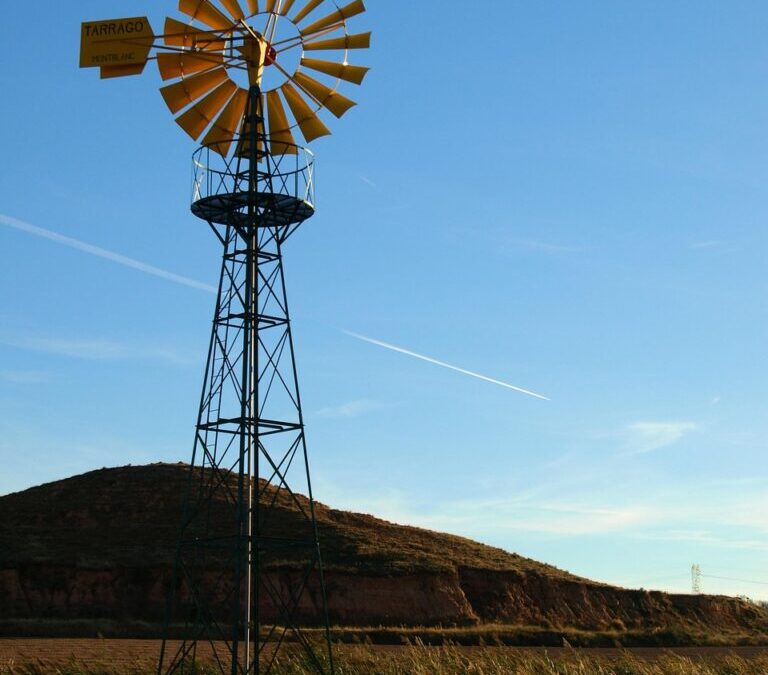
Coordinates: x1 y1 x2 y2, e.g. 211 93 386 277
691 564 702 594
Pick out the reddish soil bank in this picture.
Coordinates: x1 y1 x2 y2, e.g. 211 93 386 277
1 465 767 639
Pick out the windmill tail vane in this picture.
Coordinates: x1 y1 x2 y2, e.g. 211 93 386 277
80 2 371 674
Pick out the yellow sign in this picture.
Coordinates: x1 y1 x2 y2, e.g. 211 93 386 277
80 17 154 69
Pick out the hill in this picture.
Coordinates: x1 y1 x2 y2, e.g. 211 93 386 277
1 464 767 644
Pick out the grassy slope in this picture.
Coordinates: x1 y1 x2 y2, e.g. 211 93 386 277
0 463 575 578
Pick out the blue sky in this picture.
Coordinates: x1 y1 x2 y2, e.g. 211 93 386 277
1 1 768 600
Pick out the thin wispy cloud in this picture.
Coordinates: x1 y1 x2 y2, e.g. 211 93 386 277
505 238 585 255
626 421 697 455
344 331 549 401
634 530 768 552
0 214 216 294
453 501 656 537
315 399 387 419
318 478 768 554
0 334 196 365
689 240 723 250
319 484 657 538
0 370 50 384
688 240 739 253
359 176 378 189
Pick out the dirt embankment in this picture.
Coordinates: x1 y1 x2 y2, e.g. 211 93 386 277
2 563 766 636
1 465 767 639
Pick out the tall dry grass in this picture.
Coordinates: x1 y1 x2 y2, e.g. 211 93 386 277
3 643 768 675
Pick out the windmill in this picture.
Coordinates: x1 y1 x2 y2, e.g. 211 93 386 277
79 2 371 673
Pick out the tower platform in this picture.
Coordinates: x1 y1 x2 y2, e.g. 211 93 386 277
191 139 315 237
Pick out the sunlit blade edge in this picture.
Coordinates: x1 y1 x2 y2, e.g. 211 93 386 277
220 0 246 21
178 0 234 30
280 81 331 142
292 0 326 25
299 0 365 36
293 70 356 118
303 31 370 51
160 67 230 114
157 52 224 81
300 57 368 85
204 87 249 156
266 90 298 155
176 80 238 139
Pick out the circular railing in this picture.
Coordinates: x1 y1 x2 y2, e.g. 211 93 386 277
191 138 315 229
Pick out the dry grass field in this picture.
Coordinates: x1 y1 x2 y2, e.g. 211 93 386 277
2 640 768 674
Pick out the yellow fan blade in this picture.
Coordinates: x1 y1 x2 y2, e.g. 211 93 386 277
300 57 368 85
164 17 225 50
292 0 326 25
246 0 259 14
266 90 298 155
293 71 356 118
278 0 297 15
262 0 297 16
175 80 238 140
157 52 224 81
220 0 245 20
281 82 330 142
178 0 233 30
300 0 365 36
160 67 230 114
203 87 249 156
303 32 370 51
100 63 147 79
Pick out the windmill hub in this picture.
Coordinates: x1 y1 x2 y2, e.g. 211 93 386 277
264 43 277 65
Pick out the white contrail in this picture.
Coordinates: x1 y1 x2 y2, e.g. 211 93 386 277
0 214 216 294
344 331 550 401
1 214 549 401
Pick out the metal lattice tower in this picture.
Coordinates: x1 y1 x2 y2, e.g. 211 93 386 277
79 4 372 673
158 88 334 675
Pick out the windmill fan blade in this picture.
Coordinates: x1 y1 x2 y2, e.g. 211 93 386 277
176 80 238 140
270 0 296 13
300 0 365 37
293 71 356 118
203 87 248 156
164 18 225 50
160 67 230 114
179 0 233 30
281 82 330 142
100 63 147 79
246 0 259 14
220 0 245 20
292 0 326 25
303 32 370 51
300 57 368 85
277 0 298 15
157 52 224 81
267 90 298 155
